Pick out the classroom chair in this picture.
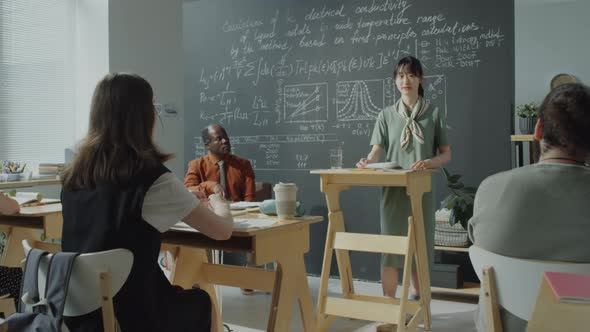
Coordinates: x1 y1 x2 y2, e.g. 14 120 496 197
0 294 15 319
469 245 590 332
21 240 133 332
254 181 273 201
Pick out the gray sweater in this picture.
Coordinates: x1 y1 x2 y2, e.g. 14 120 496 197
468 163 590 331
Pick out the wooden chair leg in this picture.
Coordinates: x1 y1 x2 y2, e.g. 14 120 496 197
482 266 502 332
99 271 115 332
0 294 16 318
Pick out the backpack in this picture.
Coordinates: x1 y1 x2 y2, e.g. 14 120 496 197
1 248 79 332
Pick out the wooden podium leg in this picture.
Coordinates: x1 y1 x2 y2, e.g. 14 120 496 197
397 217 416 332
408 190 432 330
317 185 352 331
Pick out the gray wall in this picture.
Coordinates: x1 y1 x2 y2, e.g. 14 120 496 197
515 0 590 107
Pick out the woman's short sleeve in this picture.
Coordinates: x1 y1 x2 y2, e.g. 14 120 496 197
142 172 200 233
370 110 388 147
434 107 449 147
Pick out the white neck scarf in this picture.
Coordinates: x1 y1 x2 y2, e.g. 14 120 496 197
395 98 429 150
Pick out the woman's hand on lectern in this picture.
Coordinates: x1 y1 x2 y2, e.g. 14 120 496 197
356 158 369 168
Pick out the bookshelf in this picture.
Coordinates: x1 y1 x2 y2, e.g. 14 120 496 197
510 134 539 167
0 179 61 190
433 245 479 297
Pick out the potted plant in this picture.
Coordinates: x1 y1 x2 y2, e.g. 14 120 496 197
516 102 537 135
440 168 477 231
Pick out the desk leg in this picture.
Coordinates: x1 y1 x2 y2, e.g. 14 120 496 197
173 246 223 332
267 256 296 332
1 227 42 267
293 255 316 332
408 189 432 330
267 251 315 332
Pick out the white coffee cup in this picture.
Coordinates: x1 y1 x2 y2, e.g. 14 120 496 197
273 182 297 220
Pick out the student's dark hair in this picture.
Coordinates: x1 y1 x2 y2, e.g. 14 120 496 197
62 73 172 190
537 83 590 157
394 56 424 97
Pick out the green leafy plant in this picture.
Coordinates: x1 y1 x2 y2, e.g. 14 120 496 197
516 102 537 118
440 168 478 230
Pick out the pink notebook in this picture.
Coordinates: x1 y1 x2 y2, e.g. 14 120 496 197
545 272 590 304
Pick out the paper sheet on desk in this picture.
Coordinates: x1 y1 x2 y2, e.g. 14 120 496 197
172 217 275 231
233 218 276 229
230 201 262 210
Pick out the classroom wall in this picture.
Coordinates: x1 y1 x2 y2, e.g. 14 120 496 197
515 0 590 108
74 0 109 143
108 0 186 177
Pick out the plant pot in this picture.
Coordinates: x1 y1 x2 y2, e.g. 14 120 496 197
519 117 536 134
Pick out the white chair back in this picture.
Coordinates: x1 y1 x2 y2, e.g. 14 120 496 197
22 240 133 316
469 245 590 321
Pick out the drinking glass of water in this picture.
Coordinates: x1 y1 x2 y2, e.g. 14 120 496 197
330 147 343 169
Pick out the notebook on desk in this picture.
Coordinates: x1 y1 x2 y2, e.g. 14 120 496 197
545 271 590 304
10 192 60 206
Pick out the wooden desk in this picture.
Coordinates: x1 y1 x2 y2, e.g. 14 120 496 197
310 169 433 331
0 203 62 267
0 205 321 331
162 213 322 332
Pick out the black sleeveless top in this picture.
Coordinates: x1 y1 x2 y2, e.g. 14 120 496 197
61 163 211 332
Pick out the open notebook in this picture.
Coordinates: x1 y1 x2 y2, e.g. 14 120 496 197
11 192 60 206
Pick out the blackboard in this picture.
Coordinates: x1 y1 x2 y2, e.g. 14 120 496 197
183 0 514 280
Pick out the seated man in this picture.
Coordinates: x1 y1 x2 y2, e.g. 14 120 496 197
184 124 255 202
468 83 590 332
184 123 257 295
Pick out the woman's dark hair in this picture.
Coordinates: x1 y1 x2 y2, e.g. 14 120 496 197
62 73 172 190
394 56 424 97
537 83 590 157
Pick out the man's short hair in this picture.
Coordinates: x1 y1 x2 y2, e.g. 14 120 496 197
538 83 590 157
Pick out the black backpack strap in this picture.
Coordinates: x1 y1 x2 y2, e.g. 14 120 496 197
43 252 80 327
18 248 49 313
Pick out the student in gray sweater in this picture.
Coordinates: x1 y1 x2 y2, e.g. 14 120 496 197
469 83 590 332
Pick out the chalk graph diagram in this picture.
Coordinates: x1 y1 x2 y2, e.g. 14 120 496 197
391 75 447 117
423 75 447 117
336 79 383 121
283 83 328 123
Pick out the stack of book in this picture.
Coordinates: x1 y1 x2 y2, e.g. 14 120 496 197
38 163 65 179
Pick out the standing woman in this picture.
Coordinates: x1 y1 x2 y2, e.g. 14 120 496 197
61 73 233 332
357 56 451 315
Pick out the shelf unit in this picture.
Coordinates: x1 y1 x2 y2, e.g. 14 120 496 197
510 134 539 167
0 178 61 190
432 245 480 297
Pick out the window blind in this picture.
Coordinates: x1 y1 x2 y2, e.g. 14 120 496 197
0 0 76 166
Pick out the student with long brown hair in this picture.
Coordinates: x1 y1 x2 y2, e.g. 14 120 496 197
61 73 233 332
